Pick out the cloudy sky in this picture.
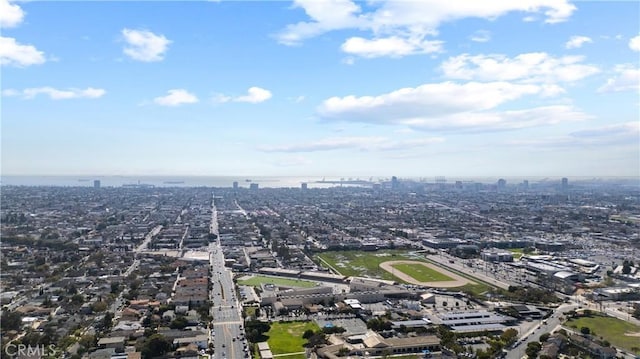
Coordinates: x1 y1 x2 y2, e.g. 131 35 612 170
1 0 639 178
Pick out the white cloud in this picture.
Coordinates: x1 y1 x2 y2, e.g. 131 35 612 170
598 64 640 93
1 88 20 97
236 87 272 103
342 57 355 65
470 30 491 43
0 36 46 67
316 81 590 132
629 35 640 52
441 52 600 83
0 0 24 28
403 105 590 132
214 87 272 104
570 121 639 140
276 0 576 57
319 81 551 123
341 36 442 58
259 136 444 152
122 28 171 62
565 35 592 49
2 87 106 99
275 0 366 46
153 89 198 106
507 122 640 148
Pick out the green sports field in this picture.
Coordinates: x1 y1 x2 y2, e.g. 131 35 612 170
266 321 320 358
315 249 427 281
565 314 640 354
391 262 454 282
315 250 494 295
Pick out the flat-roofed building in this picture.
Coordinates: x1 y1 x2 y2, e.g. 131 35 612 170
481 250 514 262
435 310 516 333
317 330 440 358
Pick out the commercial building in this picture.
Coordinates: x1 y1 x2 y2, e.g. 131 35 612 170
481 250 513 262
434 310 516 333
317 330 440 358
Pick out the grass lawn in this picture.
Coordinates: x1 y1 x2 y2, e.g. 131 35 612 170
507 248 524 259
564 314 640 354
266 321 320 356
315 249 428 281
244 306 257 318
237 275 317 288
421 257 493 295
316 250 495 295
391 262 454 282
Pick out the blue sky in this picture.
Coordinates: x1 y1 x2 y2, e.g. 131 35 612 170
1 0 639 178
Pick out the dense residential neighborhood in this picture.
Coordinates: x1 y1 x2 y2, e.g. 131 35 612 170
1 178 639 359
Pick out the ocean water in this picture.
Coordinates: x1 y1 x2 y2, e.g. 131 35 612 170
0 175 367 189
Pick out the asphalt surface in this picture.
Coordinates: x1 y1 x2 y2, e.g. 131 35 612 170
505 303 577 359
209 244 249 359
209 197 248 359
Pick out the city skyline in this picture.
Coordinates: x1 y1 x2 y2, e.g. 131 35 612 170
1 0 639 177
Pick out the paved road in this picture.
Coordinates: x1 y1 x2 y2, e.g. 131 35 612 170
505 303 577 359
209 194 248 359
122 225 163 277
209 244 248 359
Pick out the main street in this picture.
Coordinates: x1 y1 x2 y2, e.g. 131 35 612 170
505 303 577 359
209 194 248 359
209 243 248 359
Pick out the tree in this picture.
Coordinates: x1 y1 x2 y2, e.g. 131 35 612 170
367 318 392 331
101 312 114 331
110 282 121 294
245 320 271 343
302 329 315 339
170 316 188 329
1 311 22 331
306 332 327 348
92 301 108 312
525 342 541 358
580 326 590 335
539 332 550 342
70 294 84 305
500 328 518 346
140 334 171 359
322 326 346 334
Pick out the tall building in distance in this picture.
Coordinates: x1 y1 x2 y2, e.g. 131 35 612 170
232 181 239 190
249 183 259 190
523 180 529 191
391 176 399 190
93 180 101 189
561 177 569 192
497 178 507 191
301 183 308 190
